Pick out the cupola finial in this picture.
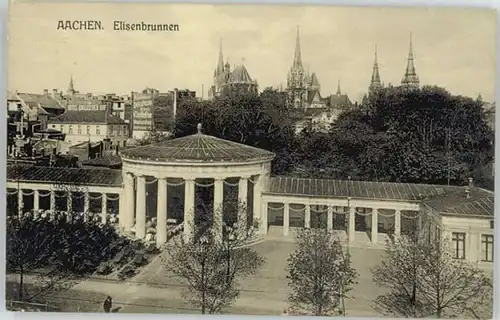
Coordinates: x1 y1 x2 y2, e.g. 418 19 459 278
197 123 202 134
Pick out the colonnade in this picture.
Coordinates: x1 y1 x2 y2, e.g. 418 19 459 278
6 188 120 224
264 201 421 244
122 172 264 246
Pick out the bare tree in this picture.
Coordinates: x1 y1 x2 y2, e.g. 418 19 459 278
418 235 493 318
286 216 358 316
162 204 265 314
372 219 493 319
372 233 431 317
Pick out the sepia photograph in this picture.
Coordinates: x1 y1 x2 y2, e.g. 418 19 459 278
5 2 496 318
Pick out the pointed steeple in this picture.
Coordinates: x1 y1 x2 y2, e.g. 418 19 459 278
369 45 382 93
215 38 225 76
67 74 75 94
336 80 341 95
401 33 420 90
293 26 303 69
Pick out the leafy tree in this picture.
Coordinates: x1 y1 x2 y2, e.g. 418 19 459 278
6 210 126 303
135 129 170 146
163 209 265 314
152 95 175 132
322 86 493 185
286 220 358 316
172 89 298 175
6 216 56 301
372 217 493 319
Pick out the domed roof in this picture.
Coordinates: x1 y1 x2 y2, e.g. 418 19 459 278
120 125 275 163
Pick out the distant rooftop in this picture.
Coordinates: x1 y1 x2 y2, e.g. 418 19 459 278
48 111 126 125
16 92 64 110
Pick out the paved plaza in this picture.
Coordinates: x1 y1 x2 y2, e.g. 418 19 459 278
6 239 387 315
123 239 386 315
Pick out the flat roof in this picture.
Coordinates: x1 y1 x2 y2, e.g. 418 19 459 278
266 176 494 218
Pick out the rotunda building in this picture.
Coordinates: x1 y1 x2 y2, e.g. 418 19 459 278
119 124 275 246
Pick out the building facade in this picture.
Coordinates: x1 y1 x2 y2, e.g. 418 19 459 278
47 111 129 147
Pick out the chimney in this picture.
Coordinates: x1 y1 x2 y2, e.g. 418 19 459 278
52 89 58 96
43 89 49 96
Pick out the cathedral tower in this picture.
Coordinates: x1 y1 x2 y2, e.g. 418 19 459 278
401 34 420 90
369 45 382 94
286 26 308 109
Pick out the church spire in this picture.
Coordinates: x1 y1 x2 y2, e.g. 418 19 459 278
215 38 225 76
369 45 382 93
336 80 341 95
67 74 75 94
293 26 303 69
401 33 420 90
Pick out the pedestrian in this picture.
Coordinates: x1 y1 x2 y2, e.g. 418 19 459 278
281 308 288 316
103 296 112 313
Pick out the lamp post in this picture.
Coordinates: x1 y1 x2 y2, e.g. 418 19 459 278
199 235 209 314
346 176 352 254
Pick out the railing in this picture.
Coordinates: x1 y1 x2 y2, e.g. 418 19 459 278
6 300 59 312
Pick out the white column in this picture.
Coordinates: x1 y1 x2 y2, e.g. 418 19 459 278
101 193 107 224
135 176 146 239
33 189 39 211
66 191 72 213
371 208 378 244
252 175 261 225
50 190 56 211
349 207 356 243
238 176 249 231
213 178 224 232
156 178 168 246
17 189 23 217
260 201 268 235
118 192 124 228
394 209 401 237
283 203 290 236
83 192 90 222
123 173 135 230
327 206 333 231
304 204 311 228
184 179 195 241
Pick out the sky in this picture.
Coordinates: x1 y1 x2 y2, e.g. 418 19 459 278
8 3 497 103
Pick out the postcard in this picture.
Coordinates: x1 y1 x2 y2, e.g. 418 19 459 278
6 1 496 318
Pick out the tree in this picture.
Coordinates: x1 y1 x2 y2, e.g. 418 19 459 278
172 89 298 175
6 216 56 301
135 129 170 146
315 86 493 185
152 95 174 132
162 207 265 314
286 222 358 316
372 216 493 319
6 181 126 304
372 234 431 317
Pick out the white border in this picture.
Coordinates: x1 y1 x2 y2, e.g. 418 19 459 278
1 1 498 320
